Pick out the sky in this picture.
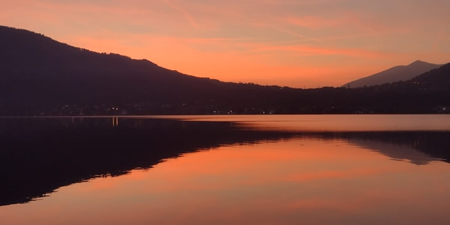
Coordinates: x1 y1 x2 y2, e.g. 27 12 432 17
1 0 449 88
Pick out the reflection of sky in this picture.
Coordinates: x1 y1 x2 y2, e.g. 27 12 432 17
1 0 449 87
2 138 450 225
152 115 450 132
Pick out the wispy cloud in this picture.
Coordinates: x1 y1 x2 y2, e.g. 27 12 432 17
159 0 200 29
247 44 393 58
282 16 347 29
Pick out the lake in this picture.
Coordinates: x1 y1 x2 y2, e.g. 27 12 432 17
1 115 450 225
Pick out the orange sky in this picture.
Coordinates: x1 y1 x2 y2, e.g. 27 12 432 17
1 0 449 87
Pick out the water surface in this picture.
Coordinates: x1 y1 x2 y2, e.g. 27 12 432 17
0 115 449 225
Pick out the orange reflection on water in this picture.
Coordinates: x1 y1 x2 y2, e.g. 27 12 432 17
1 138 450 225
152 115 450 132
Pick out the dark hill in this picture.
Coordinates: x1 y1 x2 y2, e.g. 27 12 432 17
410 63 450 89
0 25 224 105
343 60 443 88
0 25 306 115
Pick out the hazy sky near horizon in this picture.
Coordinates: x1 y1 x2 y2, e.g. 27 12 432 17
1 0 449 87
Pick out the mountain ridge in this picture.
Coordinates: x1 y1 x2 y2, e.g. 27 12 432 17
0 25 230 106
1 25 450 115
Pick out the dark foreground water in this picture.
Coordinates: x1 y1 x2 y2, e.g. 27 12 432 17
1 115 450 225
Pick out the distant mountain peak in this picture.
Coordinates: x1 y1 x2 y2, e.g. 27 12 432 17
409 60 431 66
343 60 444 88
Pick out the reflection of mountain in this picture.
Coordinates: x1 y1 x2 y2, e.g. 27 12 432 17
348 139 437 165
340 132 450 165
0 118 449 207
0 118 298 207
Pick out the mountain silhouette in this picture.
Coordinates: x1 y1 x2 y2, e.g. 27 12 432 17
343 60 443 88
0 25 226 106
0 25 450 115
0 25 310 115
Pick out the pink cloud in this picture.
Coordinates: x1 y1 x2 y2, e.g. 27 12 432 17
283 16 346 29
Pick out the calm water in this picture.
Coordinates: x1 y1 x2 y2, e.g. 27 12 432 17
1 115 450 225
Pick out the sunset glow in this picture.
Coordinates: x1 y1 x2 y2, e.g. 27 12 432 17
1 0 449 87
